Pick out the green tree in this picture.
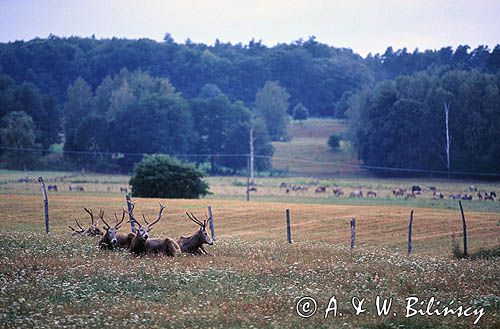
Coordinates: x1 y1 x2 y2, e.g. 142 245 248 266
190 94 274 173
0 111 40 169
63 77 94 154
130 154 209 198
292 103 309 122
255 81 290 141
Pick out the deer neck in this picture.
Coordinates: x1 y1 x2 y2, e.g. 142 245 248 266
186 231 203 250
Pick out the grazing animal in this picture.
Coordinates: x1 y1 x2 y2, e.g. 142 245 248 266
349 190 363 198
477 192 483 200
484 192 494 201
405 193 416 199
433 191 444 199
448 194 462 200
98 210 135 250
47 185 58 192
469 185 477 192
248 186 257 192
178 213 214 255
332 187 344 197
128 204 180 256
461 194 473 200
315 186 327 193
367 191 377 197
279 182 288 189
393 188 405 197
69 184 84 192
119 187 128 193
491 192 497 198
285 188 290 194
411 185 422 195
429 186 437 192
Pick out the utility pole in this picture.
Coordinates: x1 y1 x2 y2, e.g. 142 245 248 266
444 102 451 176
249 127 255 185
246 156 250 202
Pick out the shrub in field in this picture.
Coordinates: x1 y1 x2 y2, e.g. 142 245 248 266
130 154 209 198
327 134 341 149
470 246 500 260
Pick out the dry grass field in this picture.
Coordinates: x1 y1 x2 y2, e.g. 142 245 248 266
1 179 499 328
272 119 365 176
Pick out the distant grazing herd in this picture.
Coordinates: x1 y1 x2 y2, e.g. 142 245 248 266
69 203 213 257
42 182 498 202
278 183 498 201
45 184 128 193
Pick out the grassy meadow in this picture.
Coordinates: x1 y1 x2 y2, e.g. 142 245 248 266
0 169 499 328
0 119 499 328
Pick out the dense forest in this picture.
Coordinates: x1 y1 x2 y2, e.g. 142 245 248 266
0 35 499 175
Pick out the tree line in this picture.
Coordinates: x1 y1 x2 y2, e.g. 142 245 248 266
1 69 282 173
1 35 499 175
1 35 498 117
347 70 500 175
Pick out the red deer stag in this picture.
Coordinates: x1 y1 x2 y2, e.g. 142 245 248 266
68 219 86 236
82 208 104 236
98 210 135 250
178 212 214 255
128 204 180 256
69 209 103 236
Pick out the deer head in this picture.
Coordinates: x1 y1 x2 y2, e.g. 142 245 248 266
127 203 165 242
186 212 213 245
99 209 125 246
83 207 104 236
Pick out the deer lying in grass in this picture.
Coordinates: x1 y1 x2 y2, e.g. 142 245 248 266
69 208 104 236
128 203 180 256
98 210 135 250
178 212 213 255
68 219 87 236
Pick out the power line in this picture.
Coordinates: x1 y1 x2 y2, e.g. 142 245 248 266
1 146 499 177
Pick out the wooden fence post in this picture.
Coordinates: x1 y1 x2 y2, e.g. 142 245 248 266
208 205 215 241
458 201 468 258
37 177 50 237
408 209 414 256
286 209 292 244
126 194 135 232
350 218 356 250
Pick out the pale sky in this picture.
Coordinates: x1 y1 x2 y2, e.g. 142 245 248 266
0 0 499 56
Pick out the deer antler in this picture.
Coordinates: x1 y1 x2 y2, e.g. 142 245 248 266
186 212 204 227
114 210 125 229
125 208 142 228
74 218 85 231
83 208 94 225
95 209 104 227
99 210 111 229
145 203 165 230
